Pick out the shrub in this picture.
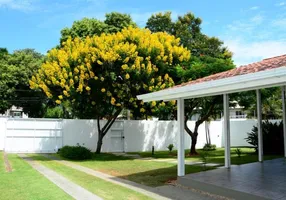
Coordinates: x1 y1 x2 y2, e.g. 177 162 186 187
245 120 284 155
203 143 216 151
59 145 92 160
167 144 174 152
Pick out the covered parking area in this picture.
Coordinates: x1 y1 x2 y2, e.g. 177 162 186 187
137 54 286 199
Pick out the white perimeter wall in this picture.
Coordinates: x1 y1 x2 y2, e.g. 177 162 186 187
123 120 223 152
0 118 273 153
62 119 113 152
0 119 5 150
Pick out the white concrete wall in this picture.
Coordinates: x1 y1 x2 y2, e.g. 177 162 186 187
62 119 113 152
123 120 223 152
4 118 62 153
0 118 263 153
228 119 257 147
0 119 6 150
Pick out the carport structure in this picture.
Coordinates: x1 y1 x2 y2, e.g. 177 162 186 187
137 54 286 177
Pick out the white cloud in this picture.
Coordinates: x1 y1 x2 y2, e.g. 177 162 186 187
250 14 264 23
0 0 34 11
250 6 259 10
275 2 285 6
272 18 286 27
226 14 264 34
224 39 286 66
221 12 285 66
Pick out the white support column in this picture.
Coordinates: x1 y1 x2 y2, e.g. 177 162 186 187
177 98 185 176
281 86 286 158
223 94 231 168
256 89 263 162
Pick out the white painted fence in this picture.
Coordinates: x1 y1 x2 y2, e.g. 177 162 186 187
4 118 62 153
0 118 263 153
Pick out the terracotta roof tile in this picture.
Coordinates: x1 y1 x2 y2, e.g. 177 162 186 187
173 54 286 89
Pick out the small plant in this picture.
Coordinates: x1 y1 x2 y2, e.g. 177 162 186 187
167 144 174 153
203 143 216 151
59 145 92 160
235 148 242 158
200 151 209 171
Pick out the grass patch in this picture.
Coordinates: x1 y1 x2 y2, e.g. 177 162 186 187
0 152 72 200
28 154 153 200
196 148 282 165
49 147 282 187
53 153 214 187
129 147 282 165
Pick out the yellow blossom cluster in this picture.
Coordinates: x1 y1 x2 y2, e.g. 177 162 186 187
29 26 190 114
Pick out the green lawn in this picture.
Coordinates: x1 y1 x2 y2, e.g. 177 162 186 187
38 147 282 188
52 153 214 187
0 152 72 200
129 147 282 165
28 154 153 200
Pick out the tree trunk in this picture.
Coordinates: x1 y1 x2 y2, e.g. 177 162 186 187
190 134 198 155
95 109 122 154
185 118 200 155
185 96 219 155
96 134 103 154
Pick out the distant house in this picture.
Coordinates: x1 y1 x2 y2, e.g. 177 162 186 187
229 101 247 119
0 106 28 118
190 101 247 121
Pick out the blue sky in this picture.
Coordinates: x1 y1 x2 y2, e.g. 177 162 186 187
0 0 286 66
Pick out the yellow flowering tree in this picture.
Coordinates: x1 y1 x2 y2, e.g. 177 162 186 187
30 27 190 153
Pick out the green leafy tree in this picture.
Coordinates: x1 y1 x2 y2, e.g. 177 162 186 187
30 27 190 153
147 12 235 154
237 87 282 119
104 12 136 33
146 12 174 33
0 49 46 117
0 59 17 113
60 12 136 45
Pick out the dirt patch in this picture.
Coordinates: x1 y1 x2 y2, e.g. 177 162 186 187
3 152 12 172
165 178 177 185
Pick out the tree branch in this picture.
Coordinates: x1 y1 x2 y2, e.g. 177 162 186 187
185 117 194 138
196 96 220 126
97 116 101 135
102 109 122 136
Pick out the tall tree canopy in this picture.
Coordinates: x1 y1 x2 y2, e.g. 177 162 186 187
30 27 190 153
0 49 46 117
237 88 282 120
60 12 136 44
147 12 235 154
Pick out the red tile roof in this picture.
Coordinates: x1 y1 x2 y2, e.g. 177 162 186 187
177 54 286 88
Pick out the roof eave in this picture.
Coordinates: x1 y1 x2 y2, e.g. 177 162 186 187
137 66 286 102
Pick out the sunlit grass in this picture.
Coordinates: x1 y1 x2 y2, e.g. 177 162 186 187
0 152 72 200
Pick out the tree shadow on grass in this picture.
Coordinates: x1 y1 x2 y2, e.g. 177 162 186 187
27 153 218 188
28 152 136 162
116 164 216 187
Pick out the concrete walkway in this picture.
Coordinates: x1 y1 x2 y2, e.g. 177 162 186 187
18 154 102 200
43 154 227 200
42 154 170 200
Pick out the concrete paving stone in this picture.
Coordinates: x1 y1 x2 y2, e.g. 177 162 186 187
42 154 170 200
156 185 230 200
18 154 102 200
178 158 286 200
